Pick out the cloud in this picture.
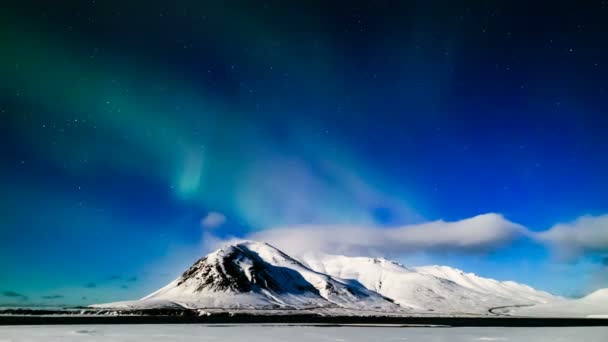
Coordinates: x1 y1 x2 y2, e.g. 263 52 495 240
209 213 525 257
204 212 608 264
41 295 64 300
201 212 226 229
2 291 28 301
535 215 608 259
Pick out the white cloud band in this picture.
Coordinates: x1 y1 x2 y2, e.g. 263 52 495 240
206 213 608 260
208 213 525 257
535 214 608 259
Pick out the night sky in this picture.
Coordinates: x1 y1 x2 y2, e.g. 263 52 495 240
1 1 608 306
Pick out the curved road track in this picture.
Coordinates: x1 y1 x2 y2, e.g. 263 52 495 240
488 304 535 316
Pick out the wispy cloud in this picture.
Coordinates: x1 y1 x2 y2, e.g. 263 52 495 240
2 291 28 301
201 212 226 229
41 295 64 300
535 214 608 260
207 213 525 257
206 213 608 263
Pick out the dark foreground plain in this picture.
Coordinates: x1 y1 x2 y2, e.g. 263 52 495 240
1 310 607 327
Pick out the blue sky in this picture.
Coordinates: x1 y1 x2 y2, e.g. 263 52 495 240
1 0 608 306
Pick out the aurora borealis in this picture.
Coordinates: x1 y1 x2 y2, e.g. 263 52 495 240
1 1 608 306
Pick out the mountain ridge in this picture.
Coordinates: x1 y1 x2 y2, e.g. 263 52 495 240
93 241 564 315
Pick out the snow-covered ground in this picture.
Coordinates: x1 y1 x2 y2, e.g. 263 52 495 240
0 325 606 341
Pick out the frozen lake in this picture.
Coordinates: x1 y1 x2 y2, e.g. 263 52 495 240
0 325 607 341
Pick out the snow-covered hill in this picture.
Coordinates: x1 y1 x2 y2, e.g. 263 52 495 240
502 288 608 318
301 255 557 314
415 265 557 304
93 241 562 315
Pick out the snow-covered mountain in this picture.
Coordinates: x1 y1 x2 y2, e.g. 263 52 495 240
93 241 560 315
94 242 398 311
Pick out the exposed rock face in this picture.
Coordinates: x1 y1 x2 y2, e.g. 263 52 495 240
175 244 320 295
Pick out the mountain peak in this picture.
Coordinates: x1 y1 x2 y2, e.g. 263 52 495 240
211 240 280 255
175 241 310 294
231 240 272 248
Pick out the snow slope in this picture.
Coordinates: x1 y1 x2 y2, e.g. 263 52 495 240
415 265 557 304
503 288 608 318
301 255 557 314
